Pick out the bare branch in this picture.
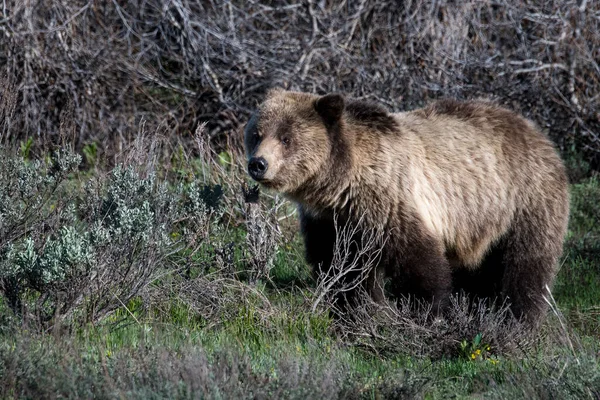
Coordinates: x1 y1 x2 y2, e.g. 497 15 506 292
311 213 386 312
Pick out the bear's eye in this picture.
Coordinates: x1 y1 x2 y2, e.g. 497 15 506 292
281 137 291 147
251 131 261 146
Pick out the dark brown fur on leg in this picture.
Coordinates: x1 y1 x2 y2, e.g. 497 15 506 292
298 207 336 279
501 206 565 328
300 208 386 313
299 208 360 313
386 223 453 314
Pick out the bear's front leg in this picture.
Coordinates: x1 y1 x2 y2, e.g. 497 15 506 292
298 206 336 280
299 207 381 313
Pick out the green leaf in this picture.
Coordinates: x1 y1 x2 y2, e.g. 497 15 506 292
218 151 232 167
473 333 482 347
20 137 34 160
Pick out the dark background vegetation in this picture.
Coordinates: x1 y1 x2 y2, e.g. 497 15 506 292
1 0 600 173
0 1 599 399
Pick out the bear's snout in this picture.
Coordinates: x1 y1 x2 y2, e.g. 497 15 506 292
248 157 269 180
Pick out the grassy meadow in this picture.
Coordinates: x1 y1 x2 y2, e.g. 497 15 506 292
0 141 598 400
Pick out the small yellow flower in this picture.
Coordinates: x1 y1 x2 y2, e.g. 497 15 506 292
475 349 481 355
471 353 476 360
486 346 491 351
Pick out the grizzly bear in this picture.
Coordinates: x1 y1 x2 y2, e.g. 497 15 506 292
244 88 569 327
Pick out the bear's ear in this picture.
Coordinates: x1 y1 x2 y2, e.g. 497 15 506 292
314 94 345 127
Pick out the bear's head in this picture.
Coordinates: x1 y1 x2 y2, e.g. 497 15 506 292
244 89 347 194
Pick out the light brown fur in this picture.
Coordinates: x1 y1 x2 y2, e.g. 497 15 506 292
244 89 570 327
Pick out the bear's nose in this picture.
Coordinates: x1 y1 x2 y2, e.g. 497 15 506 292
248 157 268 180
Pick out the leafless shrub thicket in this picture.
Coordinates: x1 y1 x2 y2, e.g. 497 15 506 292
1 0 599 166
338 286 594 361
1 0 598 358
335 293 529 359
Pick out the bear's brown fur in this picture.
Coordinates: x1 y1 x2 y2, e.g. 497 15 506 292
244 89 570 327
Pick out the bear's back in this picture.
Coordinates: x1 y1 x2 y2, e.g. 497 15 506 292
381 100 567 267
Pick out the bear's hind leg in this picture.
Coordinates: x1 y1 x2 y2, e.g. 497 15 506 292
387 225 453 313
501 206 567 328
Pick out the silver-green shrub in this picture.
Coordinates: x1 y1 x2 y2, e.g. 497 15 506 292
0 146 223 327
0 148 82 313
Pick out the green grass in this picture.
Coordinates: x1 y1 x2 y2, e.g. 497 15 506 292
1 307 598 399
552 177 600 338
1 168 599 398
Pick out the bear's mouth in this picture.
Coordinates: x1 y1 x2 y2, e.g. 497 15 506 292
256 179 275 188
254 178 283 191
249 175 270 184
